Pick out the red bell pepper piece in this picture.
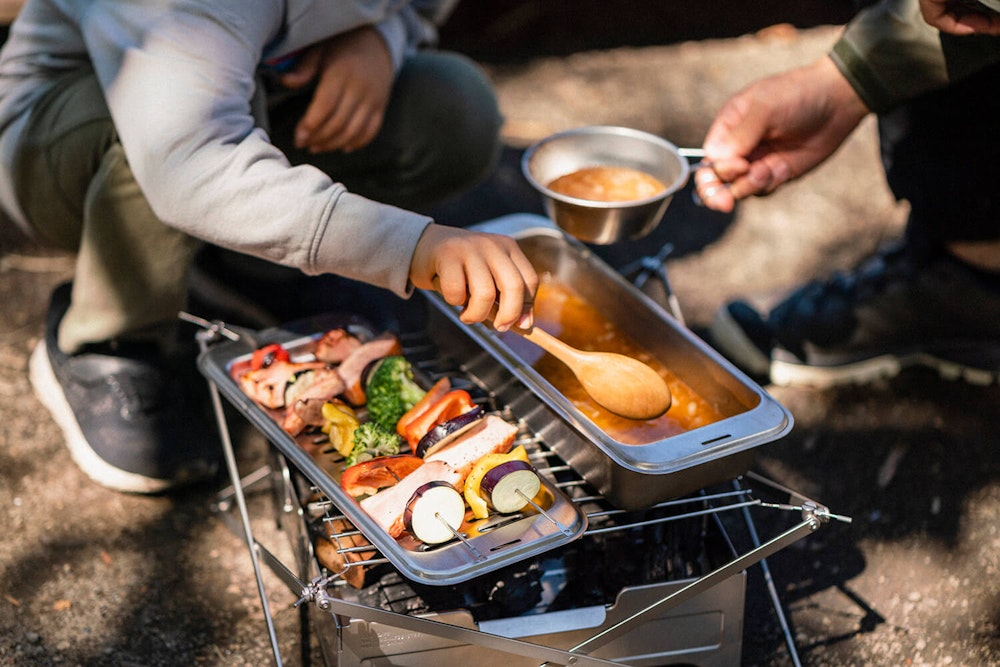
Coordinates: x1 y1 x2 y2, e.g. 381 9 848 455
403 389 476 449
340 454 424 498
250 343 290 370
396 377 452 438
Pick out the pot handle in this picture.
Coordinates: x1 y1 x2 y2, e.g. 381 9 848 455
679 147 720 207
678 146 712 171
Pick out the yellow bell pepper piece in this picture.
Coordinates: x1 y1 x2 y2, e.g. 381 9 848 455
463 445 530 519
321 401 359 458
464 479 490 519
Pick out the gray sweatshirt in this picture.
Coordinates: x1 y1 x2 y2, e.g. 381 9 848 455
0 0 456 297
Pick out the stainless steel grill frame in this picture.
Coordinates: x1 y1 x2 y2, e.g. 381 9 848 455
198 318 845 667
192 213 848 667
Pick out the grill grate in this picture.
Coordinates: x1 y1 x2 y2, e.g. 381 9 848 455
195 302 844 667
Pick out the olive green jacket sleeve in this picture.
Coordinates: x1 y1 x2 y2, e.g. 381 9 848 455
830 0 1000 113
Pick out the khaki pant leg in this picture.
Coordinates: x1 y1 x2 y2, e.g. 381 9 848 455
13 68 200 353
60 143 200 353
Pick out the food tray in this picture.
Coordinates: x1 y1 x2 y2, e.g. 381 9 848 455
422 213 794 510
197 313 588 586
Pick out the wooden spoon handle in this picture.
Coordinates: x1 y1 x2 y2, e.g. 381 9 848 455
514 325 579 367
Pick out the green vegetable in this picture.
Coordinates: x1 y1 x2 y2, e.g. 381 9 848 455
346 421 403 466
365 355 427 432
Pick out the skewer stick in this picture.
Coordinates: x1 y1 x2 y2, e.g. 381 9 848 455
516 489 574 536
435 513 487 561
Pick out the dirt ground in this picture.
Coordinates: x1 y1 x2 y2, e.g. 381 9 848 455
3 3 1000 666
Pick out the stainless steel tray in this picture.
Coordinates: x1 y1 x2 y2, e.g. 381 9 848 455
197 313 588 586
423 214 794 509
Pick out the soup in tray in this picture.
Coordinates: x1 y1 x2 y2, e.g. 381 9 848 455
498 277 724 444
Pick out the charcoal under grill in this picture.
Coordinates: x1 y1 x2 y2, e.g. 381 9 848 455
194 215 849 667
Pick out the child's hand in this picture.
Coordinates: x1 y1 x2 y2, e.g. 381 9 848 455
410 224 537 332
280 26 393 153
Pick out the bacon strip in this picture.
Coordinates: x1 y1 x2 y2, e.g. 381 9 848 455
314 328 363 364
359 460 461 538
337 332 403 405
425 415 518 482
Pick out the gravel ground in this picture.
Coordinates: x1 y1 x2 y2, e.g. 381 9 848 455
3 5 1000 666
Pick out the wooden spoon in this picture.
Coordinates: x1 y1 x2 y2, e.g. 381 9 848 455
432 278 672 420
511 324 673 420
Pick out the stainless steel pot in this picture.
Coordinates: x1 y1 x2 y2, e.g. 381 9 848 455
423 214 794 509
521 125 696 244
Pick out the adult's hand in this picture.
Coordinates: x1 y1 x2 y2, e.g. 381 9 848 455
279 26 394 153
409 224 538 332
695 57 870 213
919 0 1000 35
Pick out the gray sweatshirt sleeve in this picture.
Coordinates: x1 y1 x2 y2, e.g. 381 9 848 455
85 0 431 298
374 0 459 70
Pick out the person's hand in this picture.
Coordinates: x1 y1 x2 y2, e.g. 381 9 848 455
409 224 538 332
695 57 870 213
279 26 394 153
919 0 1000 35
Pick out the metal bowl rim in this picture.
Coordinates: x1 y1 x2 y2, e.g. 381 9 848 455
521 125 692 209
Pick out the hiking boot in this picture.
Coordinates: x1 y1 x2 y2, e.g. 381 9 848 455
29 284 221 493
708 243 1000 388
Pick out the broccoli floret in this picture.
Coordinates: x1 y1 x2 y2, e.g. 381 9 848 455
365 355 426 431
346 421 403 466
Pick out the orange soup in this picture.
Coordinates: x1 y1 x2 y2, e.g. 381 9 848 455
547 166 667 202
499 278 724 444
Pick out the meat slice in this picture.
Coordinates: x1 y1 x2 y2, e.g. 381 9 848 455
287 394 341 434
359 460 461 538
314 328 363 364
337 332 403 406
281 371 349 435
283 367 345 407
425 415 519 484
238 360 326 409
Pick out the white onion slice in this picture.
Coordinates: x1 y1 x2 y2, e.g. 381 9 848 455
402 481 466 545
480 460 541 514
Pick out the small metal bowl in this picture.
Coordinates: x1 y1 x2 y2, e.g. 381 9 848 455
522 125 691 244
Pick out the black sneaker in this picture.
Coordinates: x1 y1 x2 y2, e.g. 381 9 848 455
709 244 1000 388
709 299 775 379
29 284 221 493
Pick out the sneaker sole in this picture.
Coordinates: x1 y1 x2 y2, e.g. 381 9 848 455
771 352 998 389
708 305 772 377
29 340 178 494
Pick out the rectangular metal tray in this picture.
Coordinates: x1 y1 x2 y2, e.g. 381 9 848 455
198 312 588 586
422 214 794 509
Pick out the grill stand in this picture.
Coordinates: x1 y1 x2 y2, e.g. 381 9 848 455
618 243 823 667
192 298 849 667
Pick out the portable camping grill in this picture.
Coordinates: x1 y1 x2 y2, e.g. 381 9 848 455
193 214 850 666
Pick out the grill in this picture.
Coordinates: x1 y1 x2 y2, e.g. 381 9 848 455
193 214 849 667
